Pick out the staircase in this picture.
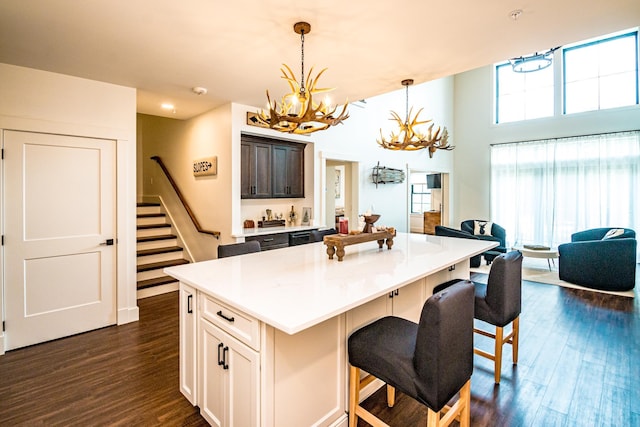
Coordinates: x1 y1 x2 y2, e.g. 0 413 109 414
136 202 190 299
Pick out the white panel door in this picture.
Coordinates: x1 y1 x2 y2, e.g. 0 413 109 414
3 130 116 350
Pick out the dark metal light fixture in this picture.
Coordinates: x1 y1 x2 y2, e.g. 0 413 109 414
510 47 560 73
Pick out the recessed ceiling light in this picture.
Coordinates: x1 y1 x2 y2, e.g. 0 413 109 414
161 103 175 110
509 9 523 20
192 87 208 95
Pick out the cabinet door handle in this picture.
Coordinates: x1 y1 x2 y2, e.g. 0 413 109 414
263 238 274 242
222 346 229 370
217 342 224 366
217 310 235 323
187 294 193 314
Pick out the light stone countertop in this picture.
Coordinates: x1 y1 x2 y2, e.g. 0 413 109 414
165 232 497 335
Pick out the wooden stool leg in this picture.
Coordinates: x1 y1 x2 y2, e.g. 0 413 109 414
387 384 395 407
494 326 504 384
460 380 471 427
349 366 359 427
512 317 520 364
426 408 441 427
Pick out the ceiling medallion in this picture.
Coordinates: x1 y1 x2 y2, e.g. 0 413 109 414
377 79 453 157
256 22 349 135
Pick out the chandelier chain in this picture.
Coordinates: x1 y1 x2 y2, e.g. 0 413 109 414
300 29 305 95
405 84 409 125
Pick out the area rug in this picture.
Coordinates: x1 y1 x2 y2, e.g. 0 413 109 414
470 257 636 298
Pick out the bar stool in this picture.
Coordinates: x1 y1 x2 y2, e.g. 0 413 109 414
347 281 475 427
217 241 261 258
435 250 523 383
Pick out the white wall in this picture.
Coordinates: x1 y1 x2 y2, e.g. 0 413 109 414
453 65 640 226
0 63 138 348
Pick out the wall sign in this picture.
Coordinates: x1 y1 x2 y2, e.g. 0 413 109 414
193 156 217 176
246 111 269 129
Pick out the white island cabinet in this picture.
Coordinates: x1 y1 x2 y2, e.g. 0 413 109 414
166 233 497 427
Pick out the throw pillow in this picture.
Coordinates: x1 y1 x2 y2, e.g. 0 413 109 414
602 228 625 240
474 220 493 236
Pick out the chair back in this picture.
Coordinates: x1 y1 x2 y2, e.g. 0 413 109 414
461 219 507 249
217 241 261 258
485 250 523 325
413 281 474 411
310 228 337 242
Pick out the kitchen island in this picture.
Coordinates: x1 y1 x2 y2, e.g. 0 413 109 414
165 232 497 427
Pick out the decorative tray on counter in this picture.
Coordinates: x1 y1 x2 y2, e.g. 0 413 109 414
323 229 395 262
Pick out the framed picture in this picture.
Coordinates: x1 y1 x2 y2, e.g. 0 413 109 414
334 165 345 208
301 207 312 226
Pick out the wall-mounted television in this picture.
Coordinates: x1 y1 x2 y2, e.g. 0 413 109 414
426 173 441 189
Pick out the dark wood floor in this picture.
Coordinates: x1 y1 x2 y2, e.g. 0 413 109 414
0 275 638 426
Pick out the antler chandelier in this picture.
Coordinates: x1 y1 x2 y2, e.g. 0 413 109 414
377 79 453 158
256 22 349 135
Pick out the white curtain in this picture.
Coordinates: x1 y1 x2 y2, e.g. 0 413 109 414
491 131 640 256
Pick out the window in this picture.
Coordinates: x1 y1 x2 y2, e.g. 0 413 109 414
564 31 638 114
495 59 554 124
490 131 640 254
495 29 639 124
410 184 431 213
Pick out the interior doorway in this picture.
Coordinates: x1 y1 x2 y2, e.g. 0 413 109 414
407 170 449 234
320 154 359 232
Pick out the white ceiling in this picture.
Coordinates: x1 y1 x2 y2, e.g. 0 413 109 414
1 1 639 120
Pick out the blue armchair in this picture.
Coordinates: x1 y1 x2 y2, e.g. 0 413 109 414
461 220 507 264
558 228 637 291
460 220 507 253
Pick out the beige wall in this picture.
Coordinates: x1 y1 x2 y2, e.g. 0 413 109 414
0 63 138 344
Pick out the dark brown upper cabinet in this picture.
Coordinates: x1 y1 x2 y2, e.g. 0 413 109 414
241 134 305 199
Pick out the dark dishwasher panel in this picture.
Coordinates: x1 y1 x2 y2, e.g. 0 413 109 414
289 231 312 246
246 233 288 251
